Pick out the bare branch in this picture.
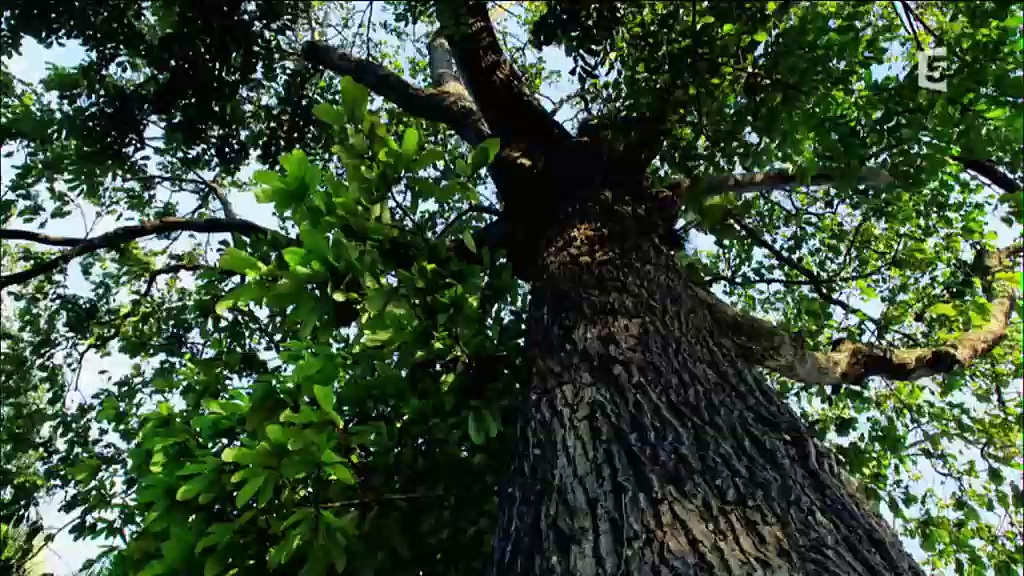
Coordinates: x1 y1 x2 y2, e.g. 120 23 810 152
0 218 280 290
301 41 490 145
698 244 1021 386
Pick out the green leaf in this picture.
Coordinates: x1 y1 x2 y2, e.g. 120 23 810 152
236 473 266 507
195 527 231 554
987 466 1005 486
410 148 446 172
463 229 477 254
470 137 501 172
995 561 1018 576
314 384 335 412
221 447 246 463
215 282 263 315
299 224 331 261
321 449 343 464
280 509 313 533
341 77 370 123
253 170 282 186
312 102 345 127
175 475 208 501
265 424 286 443
231 467 263 484
364 288 388 314
927 302 957 318
283 247 308 268
921 528 939 552
219 248 263 275
468 411 484 445
326 463 356 484
138 559 169 576
257 474 276 507
483 410 499 438
204 554 225 576
363 329 393 347
281 149 310 178
401 127 420 158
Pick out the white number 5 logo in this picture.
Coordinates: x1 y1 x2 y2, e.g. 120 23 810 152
918 47 948 92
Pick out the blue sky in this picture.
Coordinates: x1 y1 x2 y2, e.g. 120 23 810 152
2 6 1020 574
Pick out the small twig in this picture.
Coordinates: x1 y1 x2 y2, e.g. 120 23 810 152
316 491 445 509
365 1 374 58
439 204 502 238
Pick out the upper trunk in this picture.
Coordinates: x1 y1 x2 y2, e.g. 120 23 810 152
491 190 925 576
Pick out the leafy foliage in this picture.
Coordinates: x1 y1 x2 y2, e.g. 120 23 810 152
1 1 1021 575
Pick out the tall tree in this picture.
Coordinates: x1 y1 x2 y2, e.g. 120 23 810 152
1 1 1021 575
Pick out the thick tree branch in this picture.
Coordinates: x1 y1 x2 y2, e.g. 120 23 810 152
301 41 490 145
0 218 279 290
664 166 893 199
696 244 1021 386
952 155 1022 195
435 0 571 148
664 158 1016 201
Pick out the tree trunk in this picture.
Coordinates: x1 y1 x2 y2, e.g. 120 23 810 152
490 198 925 576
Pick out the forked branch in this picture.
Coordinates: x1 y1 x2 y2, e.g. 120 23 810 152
435 0 571 148
301 41 490 145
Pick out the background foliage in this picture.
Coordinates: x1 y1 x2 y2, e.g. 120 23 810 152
1 2 1021 575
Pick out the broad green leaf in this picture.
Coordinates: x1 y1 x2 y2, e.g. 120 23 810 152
215 282 263 315
221 447 247 463
314 384 335 412
468 411 484 445
470 137 501 172
235 474 266 507
175 475 208 501
326 463 356 484
410 148 446 172
312 102 345 127
283 246 308 268
204 554 226 576
365 288 388 314
257 474 276 507
341 77 370 123
253 170 282 186
927 302 957 318
401 127 420 158
265 424 286 443
298 224 331 261
219 248 263 275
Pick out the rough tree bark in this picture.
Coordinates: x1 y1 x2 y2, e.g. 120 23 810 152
487 184 927 576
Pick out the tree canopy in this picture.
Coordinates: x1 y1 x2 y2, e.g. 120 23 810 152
0 1 1021 575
